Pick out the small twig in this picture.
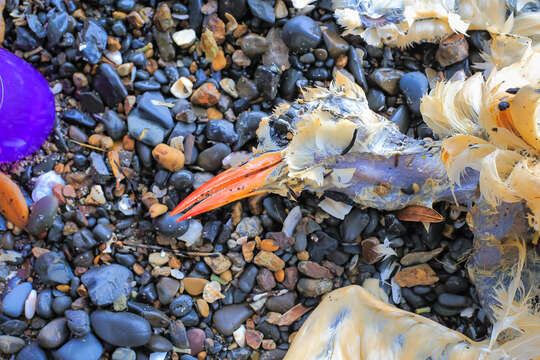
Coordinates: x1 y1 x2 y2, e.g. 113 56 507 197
67 139 106 152
123 242 220 257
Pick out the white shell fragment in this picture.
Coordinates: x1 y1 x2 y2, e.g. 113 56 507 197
318 197 353 220
170 77 193 99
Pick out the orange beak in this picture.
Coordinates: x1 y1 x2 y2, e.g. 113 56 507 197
171 152 283 222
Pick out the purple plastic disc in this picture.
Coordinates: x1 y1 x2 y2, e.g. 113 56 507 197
0 47 55 163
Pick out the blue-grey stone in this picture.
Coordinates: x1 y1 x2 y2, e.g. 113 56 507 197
52 334 103 360
91 311 151 347
16 342 47 360
34 252 73 285
2 282 32 318
81 264 133 306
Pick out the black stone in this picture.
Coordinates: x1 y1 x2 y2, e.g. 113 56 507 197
282 16 322 53
93 64 128 107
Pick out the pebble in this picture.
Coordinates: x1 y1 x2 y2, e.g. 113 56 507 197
0 320 27 336
394 264 439 287
0 336 25 354
100 110 126 140
247 0 275 23
445 276 469 294
297 261 333 279
254 251 285 271
183 277 209 296
262 28 290 69
436 33 469 67
170 295 193 318
93 64 128 107
254 65 281 100
36 289 53 319
52 334 103 360
147 335 173 352
438 293 471 308
280 68 304 100
15 342 47 360
340 209 369 243
178 220 204 247
370 68 404 95
186 328 205 355
154 212 189 237
81 264 133 306
152 143 185 172
367 89 386 112
322 28 349 58
37 317 69 349
112 347 136 360
205 120 238 144
390 105 410 133
213 304 253 335
2 282 32 318
238 265 258 293
170 170 194 191
204 254 232 274
297 278 333 297
235 216 263 238
156 278 180 305
47 11 68 47
173 29 197 48
65 310 91 337
91 310 151 347
169 320 190 348
240 34 268 58
27 195 58 236
265 292 295 313
35 251 74 285
282 16 321 53
399 71 429 115
191 83 221 107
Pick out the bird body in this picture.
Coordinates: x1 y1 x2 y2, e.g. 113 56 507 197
170 2 540 359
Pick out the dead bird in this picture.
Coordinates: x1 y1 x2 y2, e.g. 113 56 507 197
171 68 540 358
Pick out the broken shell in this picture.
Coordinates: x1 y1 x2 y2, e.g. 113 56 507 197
170 77 193 99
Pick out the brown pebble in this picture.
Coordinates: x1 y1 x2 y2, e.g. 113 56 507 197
149 203 168 218
245 329 263 349
191 83 221 107
297 251 309 261
204 254 232 274
283 267 298 290
183 277 209 296
196 298 210 317
394 263 439 287
206 14 225 44
152 143 185 172
122 135 135 151
153 3 174 32
297 261 333 279
253 251 285 271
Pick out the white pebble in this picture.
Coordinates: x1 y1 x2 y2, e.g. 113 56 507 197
233 325 246 347
149 352 167 360
172 29 196 48
282 206 302 237
178 220 203 247
24 290 37 320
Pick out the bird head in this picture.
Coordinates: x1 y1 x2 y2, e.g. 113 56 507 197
171 73 420 222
